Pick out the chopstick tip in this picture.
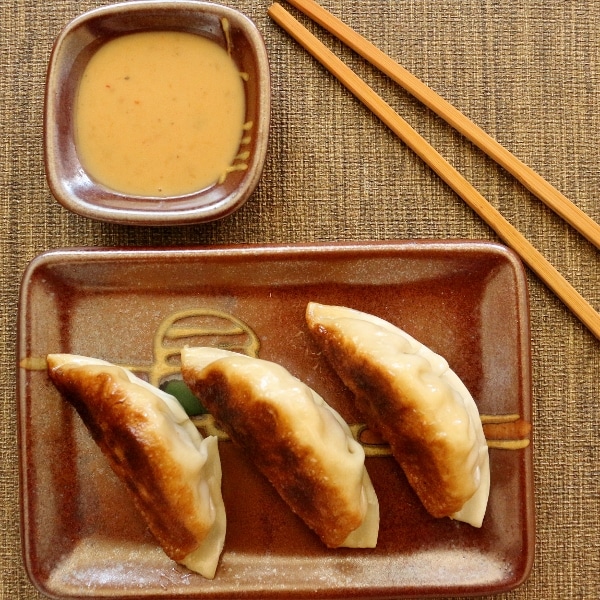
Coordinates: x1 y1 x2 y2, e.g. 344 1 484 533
267 2 283 17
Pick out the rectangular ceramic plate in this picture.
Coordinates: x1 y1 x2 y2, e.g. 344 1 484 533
17 241 534 599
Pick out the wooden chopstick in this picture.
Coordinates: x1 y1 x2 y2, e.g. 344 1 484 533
268 2 600 341
284 0 600 251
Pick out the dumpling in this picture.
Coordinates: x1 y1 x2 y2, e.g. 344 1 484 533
181 347 379 549
305 302 490 528
46 354 226 578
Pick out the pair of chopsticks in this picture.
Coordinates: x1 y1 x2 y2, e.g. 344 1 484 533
268 0 600 341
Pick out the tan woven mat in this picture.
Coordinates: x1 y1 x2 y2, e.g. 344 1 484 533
1 1 598 598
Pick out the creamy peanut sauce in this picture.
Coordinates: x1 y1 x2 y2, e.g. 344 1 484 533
74 30 246 197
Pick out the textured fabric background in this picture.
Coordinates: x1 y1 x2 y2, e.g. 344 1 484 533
1 1 599 598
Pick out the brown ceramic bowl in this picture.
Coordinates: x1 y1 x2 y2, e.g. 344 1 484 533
44 1 270 226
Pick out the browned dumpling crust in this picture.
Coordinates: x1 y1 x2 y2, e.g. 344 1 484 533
181 347 379 549
305 303 490 527
47 354 226 578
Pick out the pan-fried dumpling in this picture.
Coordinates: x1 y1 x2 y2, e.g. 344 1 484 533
46 354 226 578
181 347 379 548
305 302 490 528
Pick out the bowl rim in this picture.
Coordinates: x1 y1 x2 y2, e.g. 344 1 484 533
44 0 271 226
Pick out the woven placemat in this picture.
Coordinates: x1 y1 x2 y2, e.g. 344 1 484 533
1 1 599 598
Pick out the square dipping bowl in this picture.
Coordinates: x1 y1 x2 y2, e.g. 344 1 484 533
44 1 270 226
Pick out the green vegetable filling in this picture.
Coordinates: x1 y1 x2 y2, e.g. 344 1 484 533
161 379 207 416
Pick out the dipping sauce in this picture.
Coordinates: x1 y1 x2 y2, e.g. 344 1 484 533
74 30 246 197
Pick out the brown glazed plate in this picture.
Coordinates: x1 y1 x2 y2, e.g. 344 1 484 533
17 240 534 599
